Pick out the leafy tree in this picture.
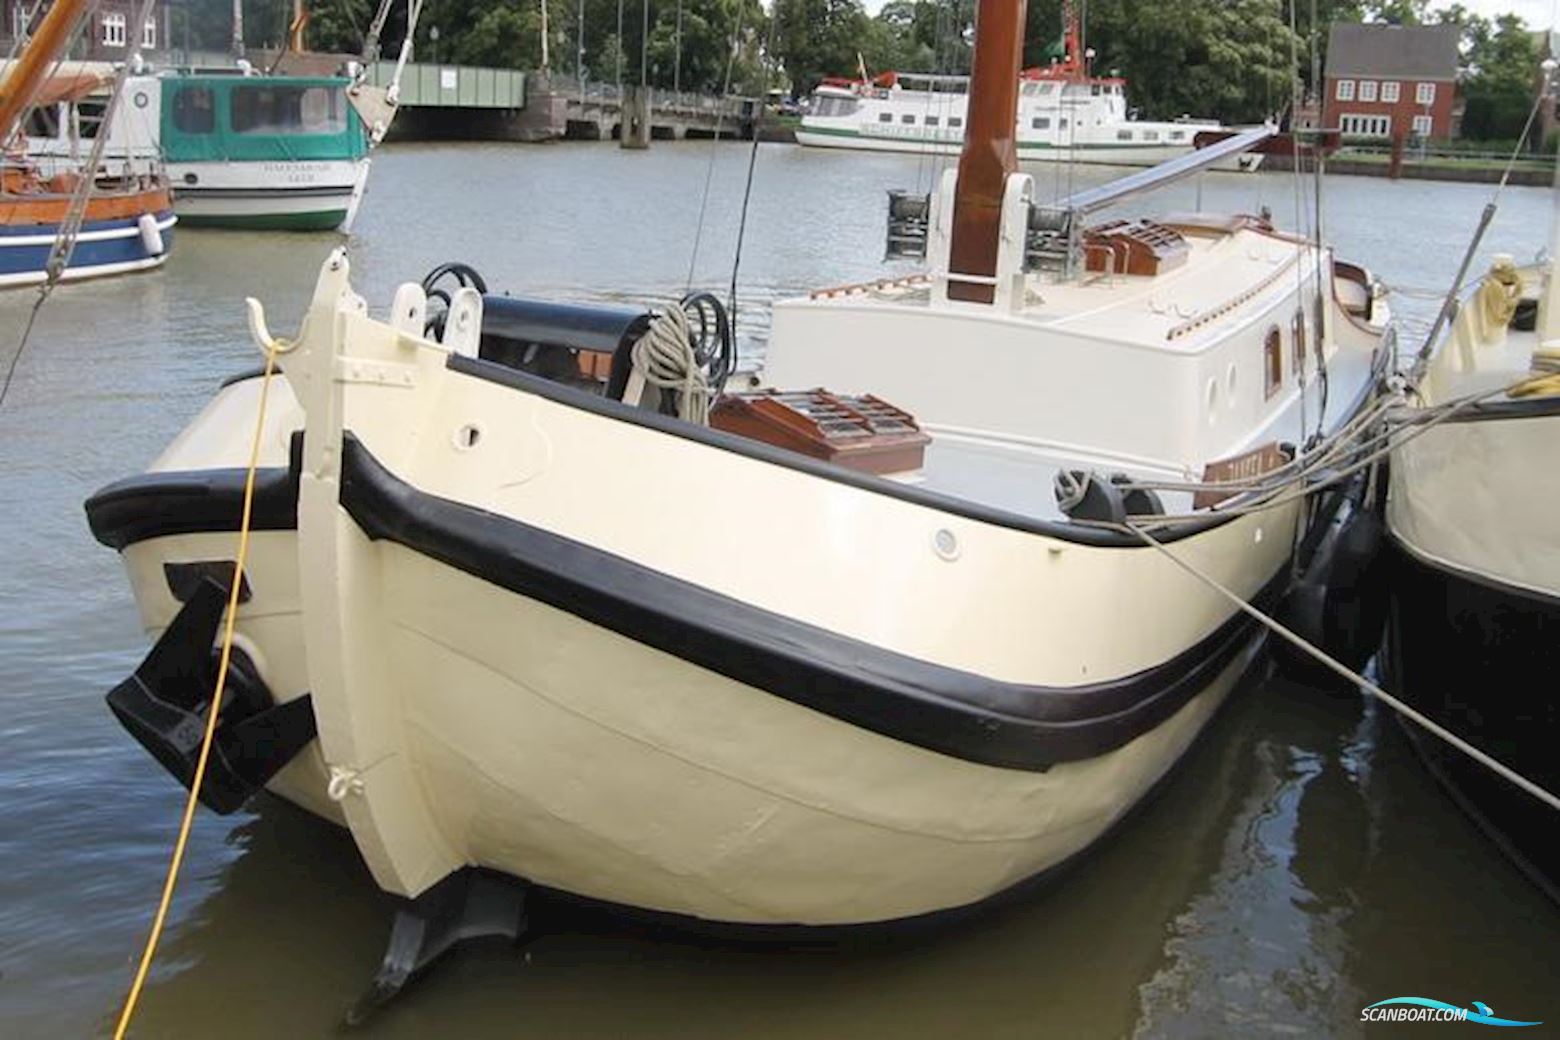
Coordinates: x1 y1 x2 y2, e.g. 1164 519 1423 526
1459 12 1541 140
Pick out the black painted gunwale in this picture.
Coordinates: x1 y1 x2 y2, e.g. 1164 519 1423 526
338 434 1279 770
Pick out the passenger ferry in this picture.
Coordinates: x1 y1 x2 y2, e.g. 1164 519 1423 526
798 9 1235 168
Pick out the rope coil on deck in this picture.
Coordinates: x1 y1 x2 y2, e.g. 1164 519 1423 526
631 306 712 425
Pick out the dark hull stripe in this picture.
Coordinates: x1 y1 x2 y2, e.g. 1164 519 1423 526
1382 536 1560 901
85 427 1284 770
85 434 301 550
337 434 1283 770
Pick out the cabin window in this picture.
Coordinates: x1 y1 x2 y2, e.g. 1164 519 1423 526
102 11 126 47
173 86 216 134
948 116 962 128
76 99 105 138
1264 326 1282 399
901 113 915 124
1335 79 1354 101
1039 83 1055 95
1142 130 1159 141
1292 308 1307 373
1358 80 1377 102
878 111 893 123
1032 116 1051 129
811 96 857 118
142 15 156 48
1116 129 1132 140
1415 81 1436 104
1091 84 1101 96
1059 117 1068 129
12 2 32 37
1381 80 1400 103
23 105 60 137
233 85 348 135
1170 130 1185 140
925 115 939 126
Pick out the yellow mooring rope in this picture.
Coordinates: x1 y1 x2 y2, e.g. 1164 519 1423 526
112 340 281 1039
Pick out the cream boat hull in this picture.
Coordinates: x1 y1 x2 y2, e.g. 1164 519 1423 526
92 345 1296 927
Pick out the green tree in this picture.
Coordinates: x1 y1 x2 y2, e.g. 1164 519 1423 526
1459 12 1542 141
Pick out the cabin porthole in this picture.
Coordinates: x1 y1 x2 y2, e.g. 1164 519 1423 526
453 424 482 450
932 528 960 561
1225 363 1238 405
1254 526 1264 544
1205 379 1219 424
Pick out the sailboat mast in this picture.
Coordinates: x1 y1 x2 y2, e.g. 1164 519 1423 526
232 0 245 58
946 0 1028 304
0 0 92 145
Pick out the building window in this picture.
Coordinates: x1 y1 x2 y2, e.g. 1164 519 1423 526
1059 117 1068 129
878 111 892 123
1358 80 1377 102
900 113 915 124
1382 80 1400 103
947 116 962 128
925 115 938 127
102 11 126 47
1412 114 1433 136
1415 82 1436 104
1335 79 1355 101
1033 116 1051 129
142 16 156 48
1265 326 1283 399
12 2 31 37
1340 113 1391 137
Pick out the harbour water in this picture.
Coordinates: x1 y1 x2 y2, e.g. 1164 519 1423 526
1 142 1556 1038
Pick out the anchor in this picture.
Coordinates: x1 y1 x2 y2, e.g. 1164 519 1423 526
345 868 531 1027
106 574 318 814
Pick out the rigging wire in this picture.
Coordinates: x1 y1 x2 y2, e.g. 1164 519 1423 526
684 0 748 290
1 0 161 415
1101 520 1560 816
726 0 783 342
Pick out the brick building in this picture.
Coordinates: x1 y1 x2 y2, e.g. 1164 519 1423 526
4 1 171 63
1323 22 1460 140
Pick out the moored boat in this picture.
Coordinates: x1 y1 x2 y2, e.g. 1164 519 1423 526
1381 245 1560 901
1 20 173 289
797 2 1243 169
86 0 1390 992
27 69 372 231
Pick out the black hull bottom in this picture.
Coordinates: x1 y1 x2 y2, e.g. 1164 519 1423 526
1383 538 1560 903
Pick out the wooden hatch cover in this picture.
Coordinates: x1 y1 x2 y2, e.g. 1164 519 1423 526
1083 219 1189 277
711 390 930 475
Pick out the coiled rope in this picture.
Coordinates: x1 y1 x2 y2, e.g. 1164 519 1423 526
112 338 282 1039
630 306 711 424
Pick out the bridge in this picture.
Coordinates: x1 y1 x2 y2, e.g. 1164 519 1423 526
361 63 758 144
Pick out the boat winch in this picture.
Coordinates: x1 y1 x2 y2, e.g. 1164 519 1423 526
106 574 316 814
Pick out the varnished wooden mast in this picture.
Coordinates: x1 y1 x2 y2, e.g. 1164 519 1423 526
947 0 1028 304
0 0 92 147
